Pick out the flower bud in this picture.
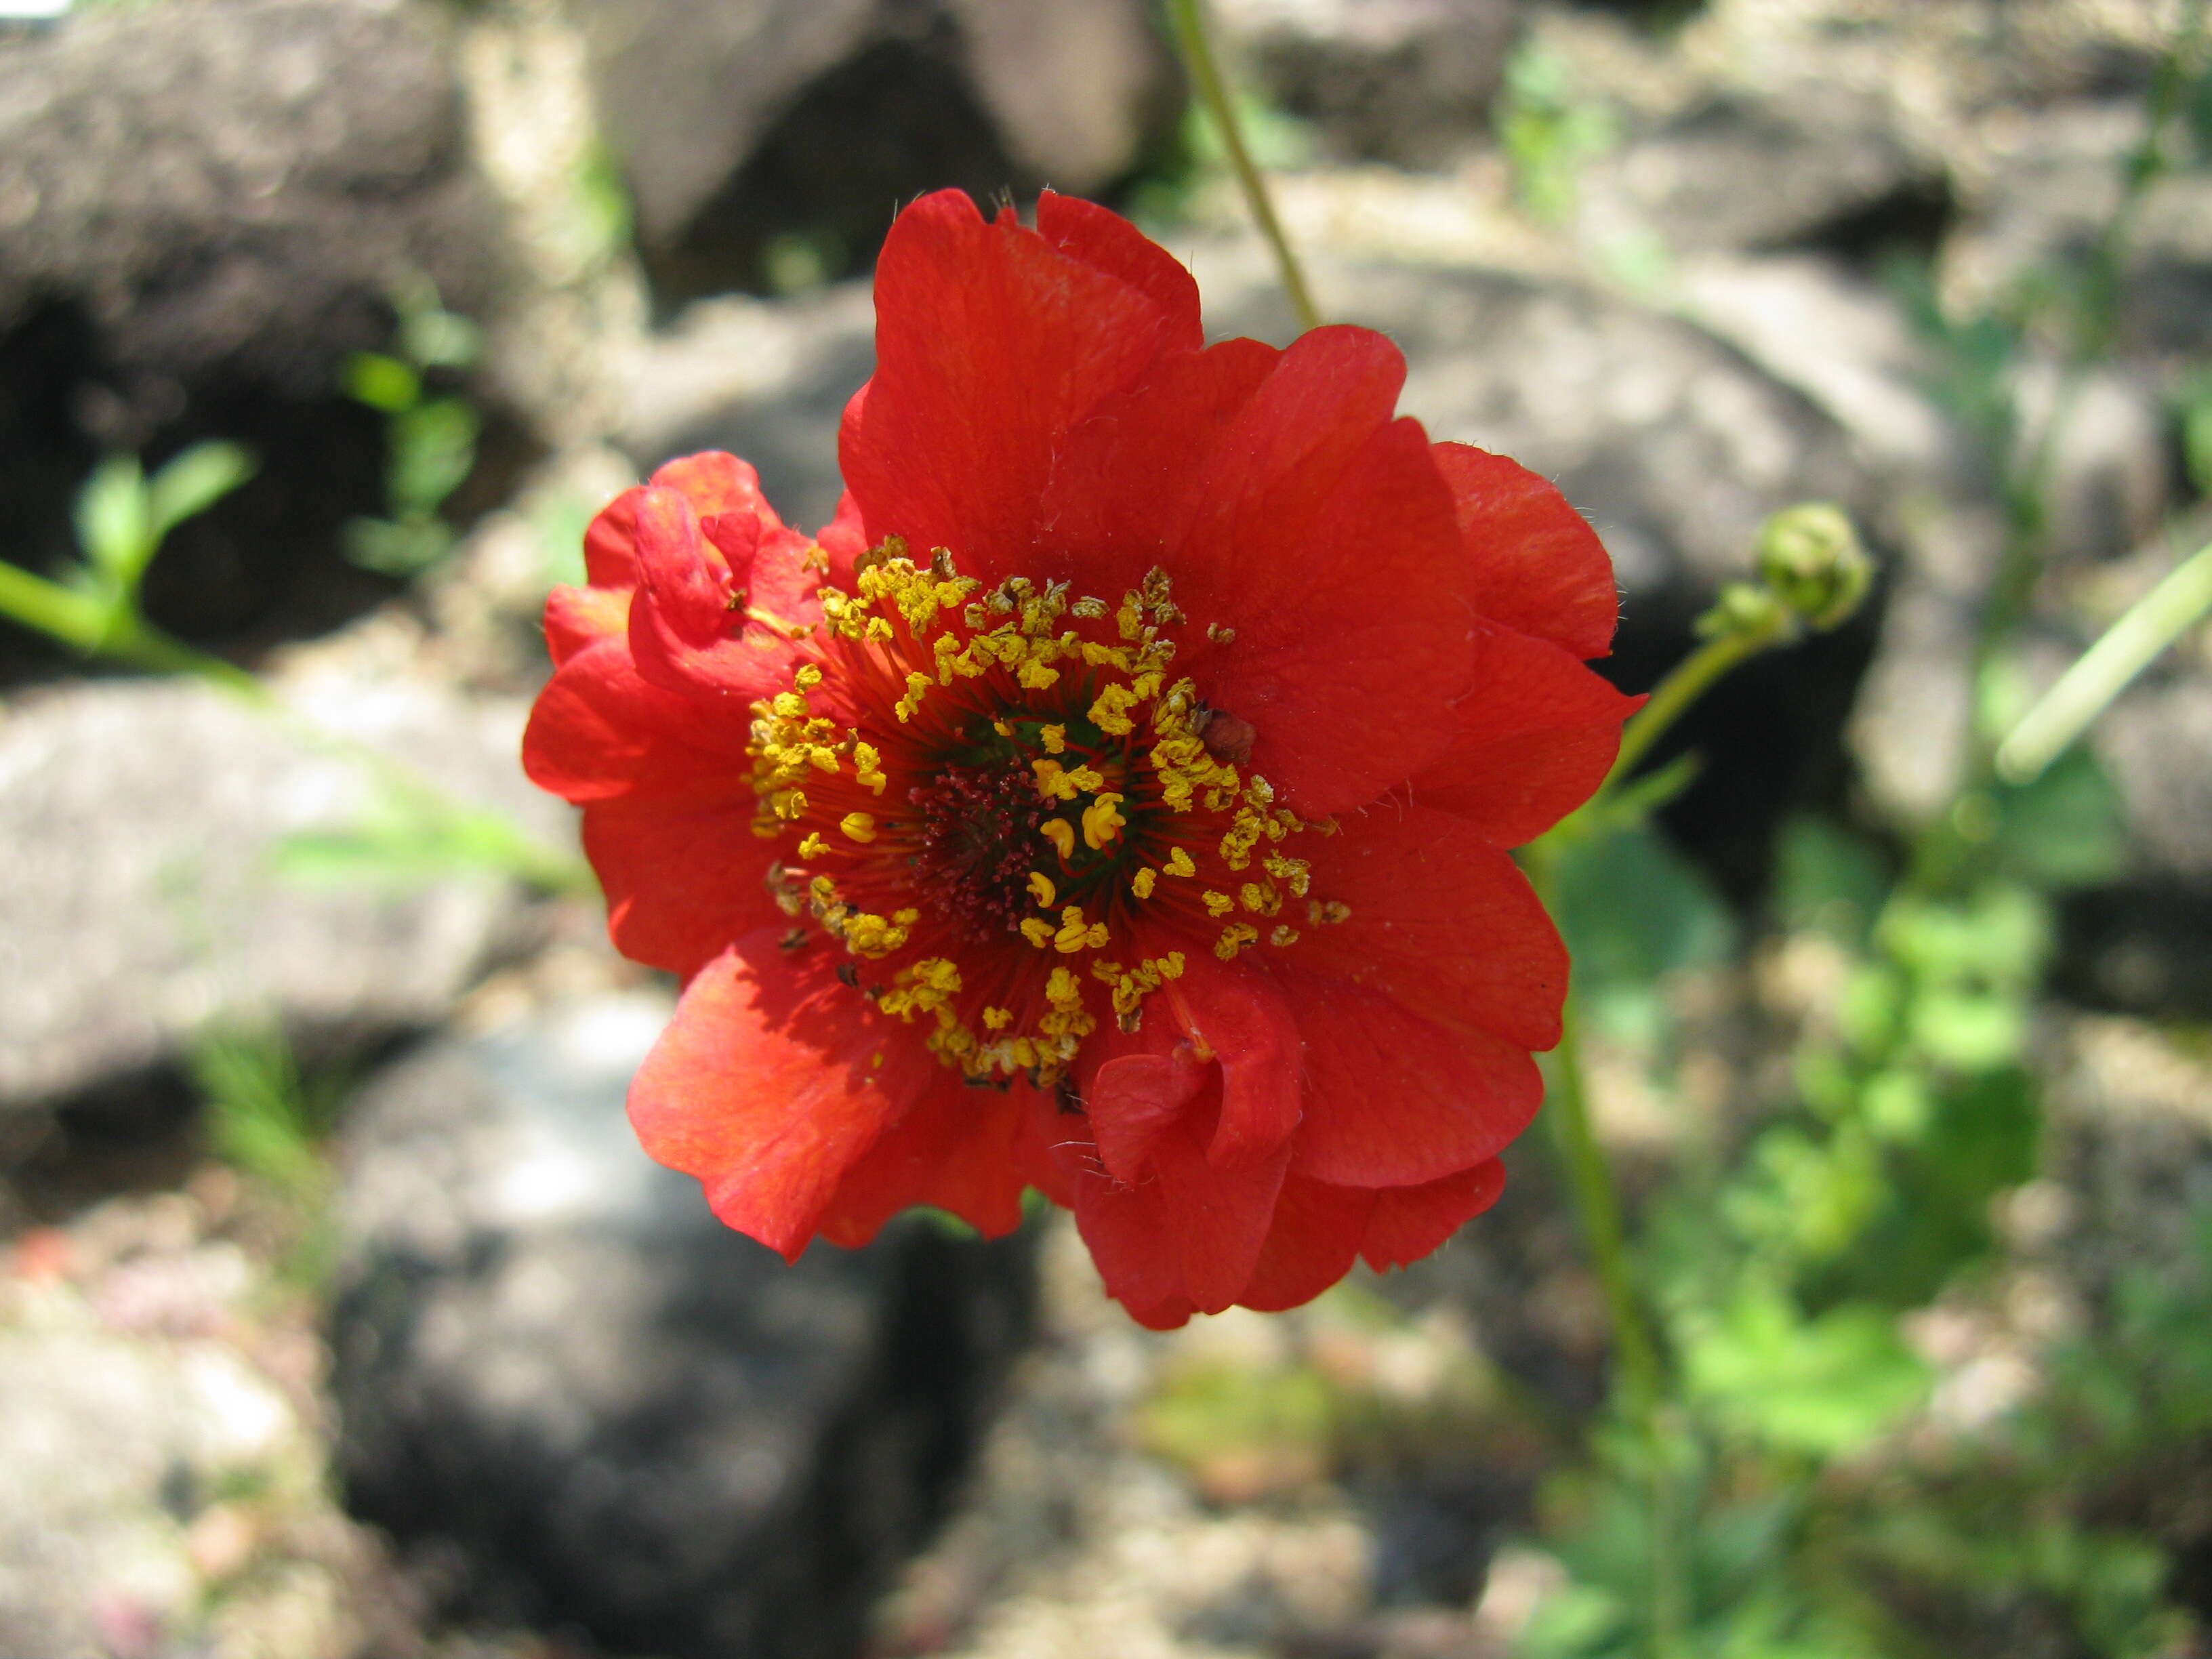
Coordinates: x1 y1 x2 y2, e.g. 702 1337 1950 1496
1694 580 1788 642
1756 502 1870 632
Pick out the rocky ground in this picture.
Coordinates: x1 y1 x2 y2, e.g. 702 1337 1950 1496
3 0 2210 1654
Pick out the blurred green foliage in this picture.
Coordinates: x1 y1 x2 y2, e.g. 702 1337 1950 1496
1496 44 1616 226
341 275 485 579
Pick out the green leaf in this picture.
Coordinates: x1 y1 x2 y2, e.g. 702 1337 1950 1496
147 441 255 545
1773 816 1890 946
73 453 152 590
388 396 480 514
398 306 482 371
344 514 457 579
1990 744 2127 890
1681 1286 1929 1457
343 350 421 413
1552 824 1736 988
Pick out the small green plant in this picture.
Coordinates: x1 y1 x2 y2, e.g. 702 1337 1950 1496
1496 43 1617 225
341 276 484 579
0 441 258 680
189 1021 347 1284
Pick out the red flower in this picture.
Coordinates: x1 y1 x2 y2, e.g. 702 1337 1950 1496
524 190 1636 1328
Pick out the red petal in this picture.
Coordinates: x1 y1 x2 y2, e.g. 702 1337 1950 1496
1408 626 1640 848
1294 804 1568 1049
1088 1045 1208 1185
1276 969 1542 1187
815 1076 1036 1248
650 451 784 527
1178 963 1303 1171
816 489 871 588
1359 1160 1507 1271
1035 337 1281 606
840 189 1193 579
580 787 781 977
1237 1174 1373 1312
628 936 940 1262
1084 957 1302 1178
1124 329 1474 813
1433 443 1619 661
544 582 631 668
520 634 750 805
582 487 646 588
1062 1102 1292 1317
1036 190 1202 352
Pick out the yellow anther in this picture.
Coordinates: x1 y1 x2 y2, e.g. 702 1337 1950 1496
982 1006 1012 1031
992 719 1015 737
1307 899 1353 926
1238 880 1281 916
1027 871 1057 907
1214 922 1261 960
1158 951 1186 979
1041 724 1067 754
840 812 878 844
1040 818 1076 861
1088 682 1141 736
1164 846 1195 878
1053 905 1109 954
771 787 808 821
1117 595 1143 640
1020 918 1054 949
1072 595 1108 619
794 664 824 689
1081 792 1126 851
796 832 829 860
1131 867 1158 900
1206 623 1236 644
895 670 930 722
771 691 809 719
1269 926 1300 947
1202 890 1234 918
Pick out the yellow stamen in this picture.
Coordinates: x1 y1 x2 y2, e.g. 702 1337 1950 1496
1040 819 1076 861
839 812 878 844
1131 867 1158 900
1080 792 1126 851
1041 724 1066 754
1027 871 1057 907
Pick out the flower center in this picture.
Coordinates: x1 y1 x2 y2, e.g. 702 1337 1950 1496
744 541 1351 1087
908 760 1050 945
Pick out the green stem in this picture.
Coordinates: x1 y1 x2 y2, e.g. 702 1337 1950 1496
1163 0 1323 332
0 556 595 898
1544 993 1662 1415
1601 609 1794 803
1996 535 2212 783
0 558 264 694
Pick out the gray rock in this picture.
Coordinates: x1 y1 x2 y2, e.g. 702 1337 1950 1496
1212 0 1525 166
1944 98 2212 363
1580 85 1945 255
0 0 501 403
623 282 876 533
330 989 1036 1659
0 1317 322 1658
1194 251 1878 603
574 0 1177 304
0 675 560 1114
0 0 520 665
